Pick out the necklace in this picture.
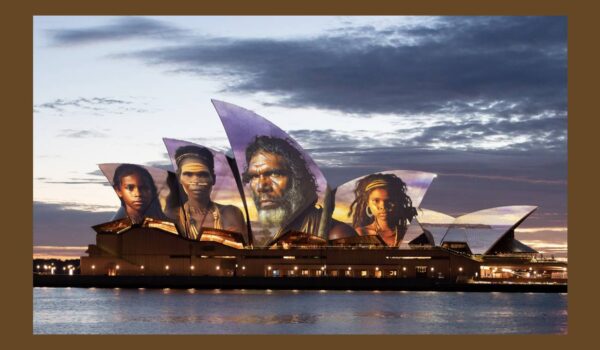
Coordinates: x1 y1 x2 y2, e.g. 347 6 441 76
188 205 210 215
374 219 399 246
186 202 214 239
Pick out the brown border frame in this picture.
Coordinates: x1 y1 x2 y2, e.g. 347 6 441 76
10 0 590 346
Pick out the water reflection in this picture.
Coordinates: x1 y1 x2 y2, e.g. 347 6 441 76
354 311 407 319
120 313 321 325
33 288 568 334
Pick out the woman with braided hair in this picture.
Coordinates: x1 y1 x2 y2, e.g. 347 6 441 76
348 173 417 246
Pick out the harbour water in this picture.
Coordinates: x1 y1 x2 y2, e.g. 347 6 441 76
33 287 567 334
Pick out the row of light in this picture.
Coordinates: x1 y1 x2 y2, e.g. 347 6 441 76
90 264 245 271
263 266 464 272
483 266 567 272
37 264 79 274
86 264 466 273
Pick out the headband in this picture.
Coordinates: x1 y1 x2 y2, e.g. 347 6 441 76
176 153 210 166
365 179 390 192
180 163 210 174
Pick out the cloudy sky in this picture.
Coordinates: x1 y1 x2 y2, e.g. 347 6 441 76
33 16 567 258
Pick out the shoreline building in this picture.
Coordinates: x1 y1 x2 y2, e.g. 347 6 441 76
80 205 567 284
79 100 567 284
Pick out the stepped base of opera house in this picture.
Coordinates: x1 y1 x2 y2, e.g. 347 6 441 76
75 223 567 289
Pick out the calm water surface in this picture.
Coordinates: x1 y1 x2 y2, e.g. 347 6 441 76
33 287 567 334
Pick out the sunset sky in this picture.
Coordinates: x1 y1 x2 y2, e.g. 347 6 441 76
33 16 567 259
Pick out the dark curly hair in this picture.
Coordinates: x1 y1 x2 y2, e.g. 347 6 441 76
242 135 318 201
348 173 417 235
113 164 157 199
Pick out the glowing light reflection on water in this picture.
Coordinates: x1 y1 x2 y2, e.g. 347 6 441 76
33 288 567 334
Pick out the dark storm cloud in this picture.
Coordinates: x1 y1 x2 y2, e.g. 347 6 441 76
36 97 131 111
36 172 110 185
289 110 567 152
42 180 110 185
57 129 108 138
33 201 115 246
49 17 184 46
35 97 152 116
407 114 567 150
87 169 104 177
123 16 566 118
289 129 373 149
317 146 566 187
143 161 173 171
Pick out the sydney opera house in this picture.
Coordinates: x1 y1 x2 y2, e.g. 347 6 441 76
80 101 567 284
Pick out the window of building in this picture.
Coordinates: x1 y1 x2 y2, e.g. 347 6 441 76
360 270 368 277
315 270 323 277
416 266 428 278
345 270 352 277
301 269 310 276
272 269 280 277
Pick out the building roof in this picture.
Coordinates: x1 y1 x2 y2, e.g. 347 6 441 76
441 206 537 255
412 208 456 246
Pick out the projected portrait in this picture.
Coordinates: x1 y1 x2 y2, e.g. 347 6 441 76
100 163 173 225
242 136 312 244
170 145 246 240
333 170 436 246
213 102 319 245
214 100 355 246
350 174 417 246
162 138 248 243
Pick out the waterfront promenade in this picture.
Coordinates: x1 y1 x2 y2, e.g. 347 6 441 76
34 274 567 293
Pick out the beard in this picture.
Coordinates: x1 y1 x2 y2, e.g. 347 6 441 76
253 181 305 229
258 206 288 228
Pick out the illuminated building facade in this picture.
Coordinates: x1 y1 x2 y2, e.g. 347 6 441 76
80 101 567 284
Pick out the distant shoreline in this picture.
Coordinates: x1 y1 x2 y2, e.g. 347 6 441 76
34 275 567 293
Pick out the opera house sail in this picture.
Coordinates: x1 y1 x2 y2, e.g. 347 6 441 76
79 101 566 285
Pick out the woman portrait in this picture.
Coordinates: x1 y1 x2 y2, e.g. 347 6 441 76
111 163 167 224
348 173 418 246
